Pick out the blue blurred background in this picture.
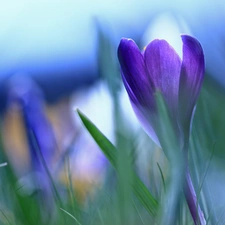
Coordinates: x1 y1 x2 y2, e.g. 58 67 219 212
0 0 224 107
0 1 225 223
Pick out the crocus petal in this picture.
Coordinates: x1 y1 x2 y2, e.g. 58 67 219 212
144 39 182 119
179 35 204 129
122 72 160 146
120 70 138 104
118 38 155 109
131 102 160 146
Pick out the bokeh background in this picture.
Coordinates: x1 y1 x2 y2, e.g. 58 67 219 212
0 0 225 224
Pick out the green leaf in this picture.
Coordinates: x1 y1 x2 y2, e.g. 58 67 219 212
77 109 159 218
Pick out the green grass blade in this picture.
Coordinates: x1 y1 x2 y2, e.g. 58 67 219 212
77 109 159 218
157 162 166 194
77 109 116 166
60 208 82 225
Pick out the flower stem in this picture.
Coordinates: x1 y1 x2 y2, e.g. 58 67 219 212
183 167 206 225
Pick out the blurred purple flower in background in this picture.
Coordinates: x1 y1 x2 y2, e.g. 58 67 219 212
8 76 57 192
118 35 204 148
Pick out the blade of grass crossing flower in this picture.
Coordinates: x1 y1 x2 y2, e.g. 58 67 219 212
154 92 186 225
77 109 159 218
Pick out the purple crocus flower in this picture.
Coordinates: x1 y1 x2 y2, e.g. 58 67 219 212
9 77 57 191
118 35 205 225
118 35 204 148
